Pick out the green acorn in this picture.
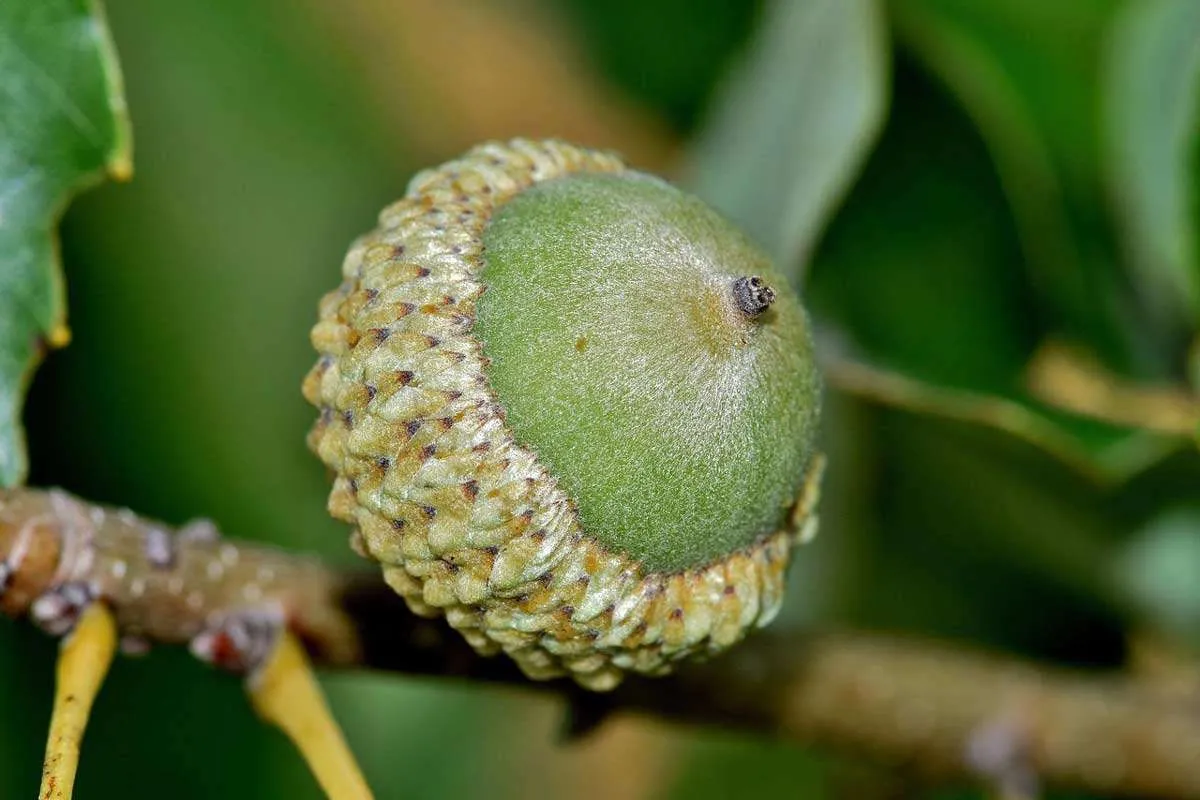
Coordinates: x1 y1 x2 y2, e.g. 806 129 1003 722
303 139 822 690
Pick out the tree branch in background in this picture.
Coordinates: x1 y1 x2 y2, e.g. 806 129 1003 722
1025 340 1200 435
3 487 1199 800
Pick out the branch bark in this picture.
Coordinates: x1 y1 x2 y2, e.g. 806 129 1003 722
4 487 1199 799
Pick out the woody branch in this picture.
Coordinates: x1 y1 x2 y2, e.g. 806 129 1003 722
3 487 1198 800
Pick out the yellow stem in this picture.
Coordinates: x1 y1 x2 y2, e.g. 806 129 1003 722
248 631 374 800
39 604 117 800
1025 340 1200 434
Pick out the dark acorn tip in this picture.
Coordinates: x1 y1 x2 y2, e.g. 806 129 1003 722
732 276 776 318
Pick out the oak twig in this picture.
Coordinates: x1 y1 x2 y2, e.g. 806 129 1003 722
3 487 1199 799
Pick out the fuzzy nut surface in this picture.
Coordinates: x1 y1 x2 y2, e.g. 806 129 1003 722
304 140 824 690
477 172 820 572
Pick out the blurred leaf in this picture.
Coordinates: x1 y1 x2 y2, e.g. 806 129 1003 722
808 56 1036 396
324 675 510 800
805 53 1170 656
687 0 889 280
552 0 763 135
837 344 1200 668
809 48 1189 482
1105 0 1200 322
1116 509 1200 648
891 0 1158 373
0 625 54 798
665 734 825 800
846 398 1132 667
0 0 130 486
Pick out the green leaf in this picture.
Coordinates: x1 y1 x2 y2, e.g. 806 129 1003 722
685 0 889 282
808 54 1188 483
666 735 825 800
1105 0 1200 322
891 0 1153 372
808 57 1036 398
854 401 1133 664
1116 510 1200 648
554 0 761 134
0 0 131 487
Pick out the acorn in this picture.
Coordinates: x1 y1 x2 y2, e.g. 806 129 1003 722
303 139 822 691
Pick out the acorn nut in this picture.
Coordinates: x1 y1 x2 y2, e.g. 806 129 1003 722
304 139 823 691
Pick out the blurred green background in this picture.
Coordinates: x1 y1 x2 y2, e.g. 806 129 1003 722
4 0 1200 797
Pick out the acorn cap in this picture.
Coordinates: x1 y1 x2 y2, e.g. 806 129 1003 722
304 140 823 690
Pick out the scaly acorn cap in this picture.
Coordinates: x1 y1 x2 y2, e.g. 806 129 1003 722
304 139 823 691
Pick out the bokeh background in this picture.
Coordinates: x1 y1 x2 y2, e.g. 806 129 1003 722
4 0 1200 797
